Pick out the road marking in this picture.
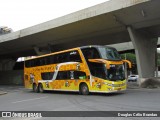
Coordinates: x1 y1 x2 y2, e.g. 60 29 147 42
12 96 48 103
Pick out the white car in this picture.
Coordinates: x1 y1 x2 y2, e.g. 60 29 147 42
128 75 139 82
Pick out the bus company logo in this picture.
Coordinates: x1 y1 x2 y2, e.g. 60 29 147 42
2 112 11 117
1 112 42 118
70 51 77 55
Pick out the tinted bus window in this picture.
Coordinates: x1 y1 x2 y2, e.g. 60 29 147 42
56 71 86 80
69 51 82 62
81 48 100 60
41 72 54 80
74 71 86 79
25 60 30 68
88 62 107 79
25 50 82 68
56 71 70 80
25 60 35 68
98 47 121 60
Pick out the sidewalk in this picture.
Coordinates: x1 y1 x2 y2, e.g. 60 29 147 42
127 82 140 89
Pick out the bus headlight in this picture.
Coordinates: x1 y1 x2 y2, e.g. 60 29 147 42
45 82 49 88
104 82 125 87
96 83 101 88
104 83 113 87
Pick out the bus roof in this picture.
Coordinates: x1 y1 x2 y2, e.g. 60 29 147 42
25 47 80 61
25 45 115 61
80 45 115 49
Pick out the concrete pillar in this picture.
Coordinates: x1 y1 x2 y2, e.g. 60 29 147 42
0 70 24 85
127 27 158 79
0 59 16 71
33 46 51 55
0 58 24 85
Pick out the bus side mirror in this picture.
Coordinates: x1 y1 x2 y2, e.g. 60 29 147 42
122 60 132 69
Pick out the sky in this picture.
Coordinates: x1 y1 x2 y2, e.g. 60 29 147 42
0 0 109 31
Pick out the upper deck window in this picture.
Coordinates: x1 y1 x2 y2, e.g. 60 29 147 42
81 46 121 61
81 48 100 59
98 47 121 60
25 50 82 68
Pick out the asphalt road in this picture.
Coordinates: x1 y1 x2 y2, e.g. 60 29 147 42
0 85 160 120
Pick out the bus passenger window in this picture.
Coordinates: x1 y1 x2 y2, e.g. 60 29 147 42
69 51 82 62
74 71 86 79
41 72 54 80
56 71 70 80
82 48 100 60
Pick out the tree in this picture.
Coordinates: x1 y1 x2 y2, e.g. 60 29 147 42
121 53 136 64
121 53 137 74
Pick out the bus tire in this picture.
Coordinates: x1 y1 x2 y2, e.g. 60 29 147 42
38 84 44 93
80 83 89 95
33 83 39 93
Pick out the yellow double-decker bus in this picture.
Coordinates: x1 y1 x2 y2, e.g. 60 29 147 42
24 45 131 95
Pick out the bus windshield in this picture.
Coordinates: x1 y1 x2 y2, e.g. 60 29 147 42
98 47 121 60
88 62 125 81
81 46 124 81
107 64 125 81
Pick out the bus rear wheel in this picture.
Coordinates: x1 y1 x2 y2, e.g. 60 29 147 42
80 83 89 95
38 84 44 93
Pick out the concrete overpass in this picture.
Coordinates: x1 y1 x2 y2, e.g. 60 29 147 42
109 38 160 52
0 0 160 86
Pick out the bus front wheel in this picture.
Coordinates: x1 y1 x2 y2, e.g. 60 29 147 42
33 84 39 93
80 83 89 95
38 84 44 93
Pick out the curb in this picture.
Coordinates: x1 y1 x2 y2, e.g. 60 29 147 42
0 91 7 95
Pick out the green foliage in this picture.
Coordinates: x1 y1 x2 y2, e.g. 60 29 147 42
121 53 160 66
121 53 136 64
